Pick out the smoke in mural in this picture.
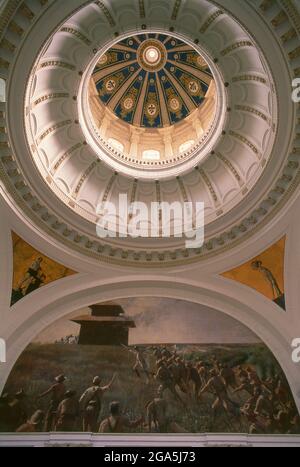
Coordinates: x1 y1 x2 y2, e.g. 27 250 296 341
1 298 299 434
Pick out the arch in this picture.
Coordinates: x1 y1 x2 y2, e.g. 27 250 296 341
0 0 300 441
1 276 299 415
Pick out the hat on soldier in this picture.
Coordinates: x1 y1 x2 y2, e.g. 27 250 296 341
55 374 66 383
15 389 26 399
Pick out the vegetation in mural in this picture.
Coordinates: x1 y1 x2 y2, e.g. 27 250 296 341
1 299 299 434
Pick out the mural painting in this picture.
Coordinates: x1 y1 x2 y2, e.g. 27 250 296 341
222 238 286 311
11 232 76 306
1 298 299 434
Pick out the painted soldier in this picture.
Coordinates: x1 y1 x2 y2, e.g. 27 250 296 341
197 361 208 387
289 414 300 434
220 364 237 390
25 272 46 295
79 374 116 432
0 393 13 432
99 401 143 433
199 370 239 419
12 258 45 304
274 378 289 405
161 347 172 360
18 258 44 295
251 260 282 299
155 360 185 406
168 359 188 394
146 386 168 432
56 391 79 432
233 379 257 397
235 366 249 382
254 389 274 419
186 362 202 398
16 410 45 433
37 374 66 431
9 389 27 431
127 346 151 382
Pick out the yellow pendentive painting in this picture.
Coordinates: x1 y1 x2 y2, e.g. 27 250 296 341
11 232 76 306
222 237 286 311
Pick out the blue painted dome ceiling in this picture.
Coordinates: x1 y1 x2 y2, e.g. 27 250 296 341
92 34 214 129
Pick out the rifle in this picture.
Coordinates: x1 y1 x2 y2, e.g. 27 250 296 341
121 343 131 351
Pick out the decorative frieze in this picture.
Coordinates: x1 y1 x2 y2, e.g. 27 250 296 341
171 0 182 21
138 0 145 19
289 46 300 60
229 130 259 156
8 20 24 36
279 0 300 34
33 93 69 107
200 10 223 34
18 4 35 21
198 168 218 203
94 1 116 27
73 161 98 197
260 0 274 13
177 177 189 203
36 120 72 145
0 37 16 52
232 75 267 84
53 143 83 172
60 27 91 46
39 61 76 71
235 104 269 123
271 10 288 27
215 152 242 183
128 179 138 220
221 41 253 57
101 172 118 204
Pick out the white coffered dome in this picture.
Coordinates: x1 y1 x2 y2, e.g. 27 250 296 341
0 0 299 266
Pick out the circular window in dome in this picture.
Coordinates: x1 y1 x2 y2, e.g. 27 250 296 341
138 39 167 72
145 47 159 63
80 32 226 180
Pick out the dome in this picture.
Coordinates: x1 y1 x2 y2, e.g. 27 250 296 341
84 31 221 178
2 0 297 266
1 0 300 446
92 33 214 129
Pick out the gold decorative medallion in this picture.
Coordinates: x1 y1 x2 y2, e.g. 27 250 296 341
137 39 167 72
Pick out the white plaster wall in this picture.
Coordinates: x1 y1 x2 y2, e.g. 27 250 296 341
0 0 300 436
1 194 300 414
